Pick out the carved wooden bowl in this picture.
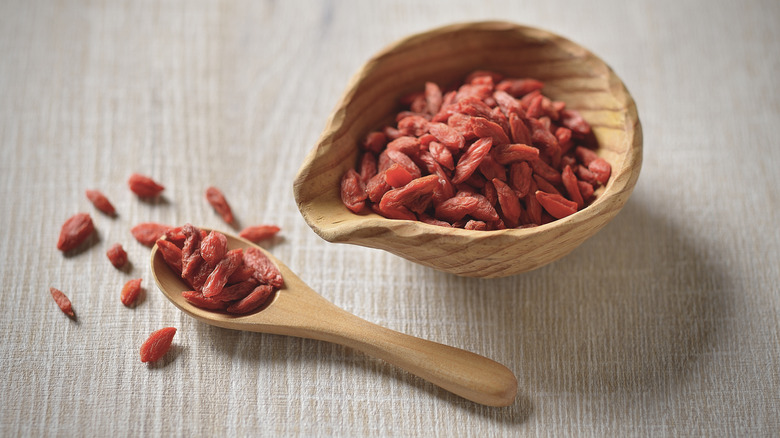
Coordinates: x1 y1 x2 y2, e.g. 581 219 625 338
293 21 642 278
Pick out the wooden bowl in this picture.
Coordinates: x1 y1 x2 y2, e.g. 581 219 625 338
293 21 642 278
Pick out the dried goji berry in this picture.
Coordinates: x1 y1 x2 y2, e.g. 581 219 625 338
469 117 510 146
239 225 281 244
492 178 522 228
588 158 612 186
85 189 116 216
340 168 367 213
379 174 439 215
226 284 275 314
106 243 128 268
386 136 421 156
181 290 229 310
509 161 533 198
243 247 284 288
202 249 243 297
428 122 465 151
128 173 164 198
452 137 492 184
397 115 429 137
156 239 183 274
121 278 143 307
131 222 171 247
561 109 592 135
200 230 228 265
495 78 544 97
358 152 378 184
428 141 454 170
384 163 414 188
57 213 95 252
212 278 259 302
205 186 235 224
140 327 176 363
362 131 387 154
492 143 539 165
562 165 584 209
535 191 578 219
50 287 75 317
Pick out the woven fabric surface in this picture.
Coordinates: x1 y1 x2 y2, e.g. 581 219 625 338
1 0 778 436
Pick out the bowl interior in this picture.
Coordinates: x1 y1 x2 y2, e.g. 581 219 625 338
293 21 642 277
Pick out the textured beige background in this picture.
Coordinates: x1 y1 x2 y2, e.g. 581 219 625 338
1 0 778 436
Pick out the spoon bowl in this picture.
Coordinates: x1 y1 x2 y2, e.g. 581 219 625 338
293 21 642 277
150 229 518 407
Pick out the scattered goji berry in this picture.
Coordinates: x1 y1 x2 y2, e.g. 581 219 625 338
140 327 176 363
205 186 234 224
239 225 281 243
128 173 165 198
85 189 116 216
57 213 95 252
121 278 143 307
50 287 75 317
131 222 171 247
106 243 128 268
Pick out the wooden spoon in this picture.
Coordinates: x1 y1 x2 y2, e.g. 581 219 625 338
150 230 518 407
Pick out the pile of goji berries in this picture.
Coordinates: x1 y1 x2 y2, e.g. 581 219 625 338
157 224 282 314
340 71 612 230
52 173 281 362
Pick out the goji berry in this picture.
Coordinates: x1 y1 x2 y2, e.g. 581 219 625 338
562 165 584 209
121 278 143 307
492 178 522 228
200 230 228 265
211 278 259 302
452 137 493 184
384 163 414 188
85 189 116 216
181 290 229 310
535 191 578 219
156 239 183 274
243 247 283 288
128 173 164 198
50 287 75 317
226 284 275 314
57 213 94 252
131 222 171 247
202 249 243 297
205 186 234 224
106 243 128 268
239 225 281 244
140 327 176 363
340 169 367 213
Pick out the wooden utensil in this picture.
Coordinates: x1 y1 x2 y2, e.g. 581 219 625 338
150 230 518 407
293 21 643 277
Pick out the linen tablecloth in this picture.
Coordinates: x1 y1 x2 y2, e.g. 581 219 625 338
1 0 778 436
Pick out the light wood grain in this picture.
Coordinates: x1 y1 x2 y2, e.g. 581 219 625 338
151 230 518 407
293 21 642 278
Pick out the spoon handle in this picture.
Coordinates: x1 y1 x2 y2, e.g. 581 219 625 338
294 302 518 407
